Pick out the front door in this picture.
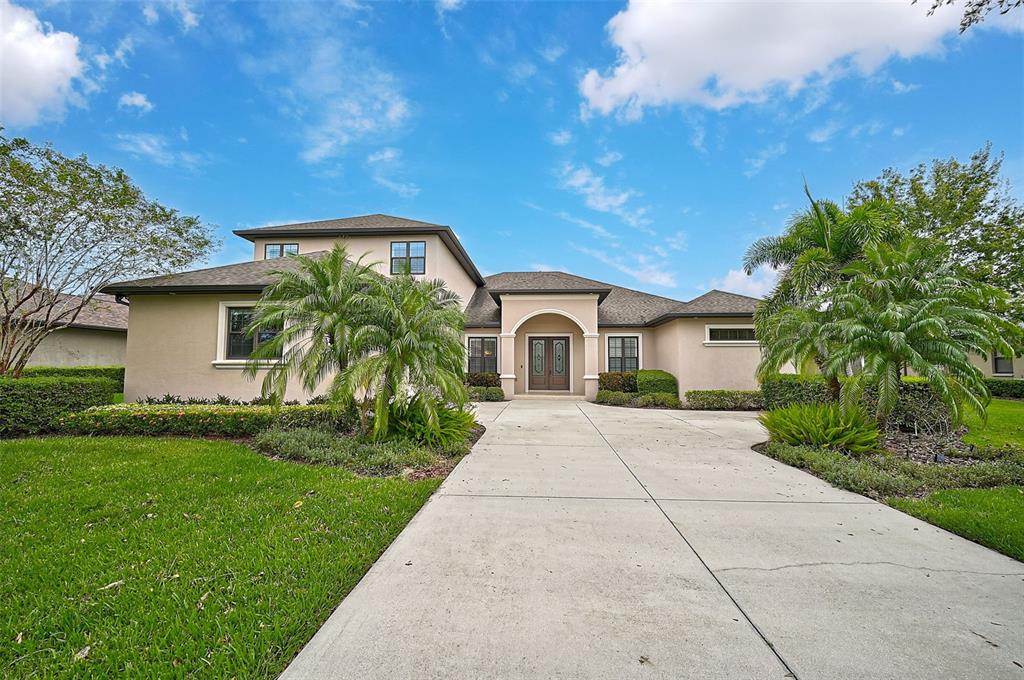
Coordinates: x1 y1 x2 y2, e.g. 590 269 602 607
529 336 570 391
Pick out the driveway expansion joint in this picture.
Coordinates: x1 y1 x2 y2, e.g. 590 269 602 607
716 561 1024 577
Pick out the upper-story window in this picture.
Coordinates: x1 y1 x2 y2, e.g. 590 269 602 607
391 241 426 275
993 354 1014 376
265 243 299 259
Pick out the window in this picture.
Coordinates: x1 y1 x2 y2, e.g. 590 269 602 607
467 337 497 373
225 307 281 360
265 243 298 259
993 354 1014 375
608 336 639 373
706 325 757 344
390 241 426 275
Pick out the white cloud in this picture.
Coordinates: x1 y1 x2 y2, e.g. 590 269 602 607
665 231 687 251
142 4 159 24
891 79 920 94
690 123 707 152
367 147 419 198
549 129 572 146
508 60 537 83
849 120 883 137
114 132 205 169
596 150 623 167
172 0 199 30
709 265 778 298
580 1 961 118
556 211 615 240
118 91 154 113
891 126 907 137
573 244 676 287
743 143 786 177
538 43 566 63
0 0 84 127
558 162 651 231
772 201 788 212
808 120 841 143
436 0 464 12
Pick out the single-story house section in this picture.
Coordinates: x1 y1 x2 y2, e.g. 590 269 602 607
26 292 129 367
102 214 1018 402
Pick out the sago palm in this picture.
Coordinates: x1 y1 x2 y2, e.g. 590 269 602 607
335 273 467 439
244 243 378 403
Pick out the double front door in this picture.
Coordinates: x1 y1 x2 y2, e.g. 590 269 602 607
528 336 569 391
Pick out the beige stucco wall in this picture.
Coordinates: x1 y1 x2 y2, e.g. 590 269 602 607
969 352 1024 379
650 317 763 394
28 327 126 367
250 234 478 308
122 293 323 402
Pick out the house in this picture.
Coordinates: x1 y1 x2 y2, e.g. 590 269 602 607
24 292 129 367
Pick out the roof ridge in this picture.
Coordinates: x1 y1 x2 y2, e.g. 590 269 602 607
485 270 687 304
238 214 445 231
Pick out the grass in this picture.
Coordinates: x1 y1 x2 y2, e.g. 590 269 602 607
963 398 1024 449
890 487 1024 561
0 436 441 678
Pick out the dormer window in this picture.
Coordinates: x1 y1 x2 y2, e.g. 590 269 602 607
390 241 426 275
265 243 298 259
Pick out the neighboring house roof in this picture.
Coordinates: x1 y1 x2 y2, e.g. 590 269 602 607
464 271 759 327
231 214 485 286
6 285 129 332
103 252 326 295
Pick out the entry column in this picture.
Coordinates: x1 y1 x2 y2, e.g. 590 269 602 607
583 332 600 401
499 332 516 400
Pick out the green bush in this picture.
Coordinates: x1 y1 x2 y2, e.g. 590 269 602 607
599 372 638 392
466 372 500 387
0 377 119 436
595 390 635 406
863 378 953 434
468 386 505 401
760 374 832 410
55 404 356 438
759 403 880 454
986 378 1024 399
685 389 764 410
635 392 682 409
22 365 125 390
636 369 678 396
253 428 439 476
388 398 477 449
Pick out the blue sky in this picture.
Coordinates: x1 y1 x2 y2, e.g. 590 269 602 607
3 0 1022 300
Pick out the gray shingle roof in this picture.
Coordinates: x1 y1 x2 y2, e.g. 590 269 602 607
464 271 759 328
7 284 129 331
103 252 327 295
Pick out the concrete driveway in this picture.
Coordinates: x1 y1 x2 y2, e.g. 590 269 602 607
282 400 1024 680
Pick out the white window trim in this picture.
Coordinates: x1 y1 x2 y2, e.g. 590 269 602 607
992 354 1014 377
213 301 281 369
605 333 642 372
704 323 759 346
525 333 575 393
464 333 500 373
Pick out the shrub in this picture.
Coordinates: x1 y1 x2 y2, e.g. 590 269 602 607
253 428 438 475
759 403 881 454
468 386 505 402
55 404 356 438
0 377 119 436
466 372 500 387
595 390 635 406
388 398 477 449
22 365 125 390
599 372 637 393
636 369 678 396
760 374 832 410
863 378 953 434
685 390 764 411
986 378 1024 399
635 392 682 409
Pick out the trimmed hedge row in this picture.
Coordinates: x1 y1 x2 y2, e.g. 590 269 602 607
22 365 125 390
466 372 500 388
598 372 637 392
0 377 119 436
760 374 832 410
637 370 678 396
595 390 682 409
468 386 505 401
55 404 358 438
987 378 1024 399
685 390 764 411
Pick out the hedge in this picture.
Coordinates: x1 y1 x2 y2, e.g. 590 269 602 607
987 378 1024 399
598 372 637 392
760 374 832 410
468 386 505 401
635 392 682 409
636 369 678 396
685 389 764 411
55 404 358 438
22 365 125 390
466 372 500 388
595 390 635 406
0 377 119 436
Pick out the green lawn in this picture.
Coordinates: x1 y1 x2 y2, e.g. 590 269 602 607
964 398 1024 449
890 487 1024 561
1 437 440 678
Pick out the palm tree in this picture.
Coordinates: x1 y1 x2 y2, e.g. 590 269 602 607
335 273 467 438
244 243 378 404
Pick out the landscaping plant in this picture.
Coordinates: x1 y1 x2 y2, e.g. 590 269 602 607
759 403 881 454
0 376 118 436
636 369 678 396
685 389 764 411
